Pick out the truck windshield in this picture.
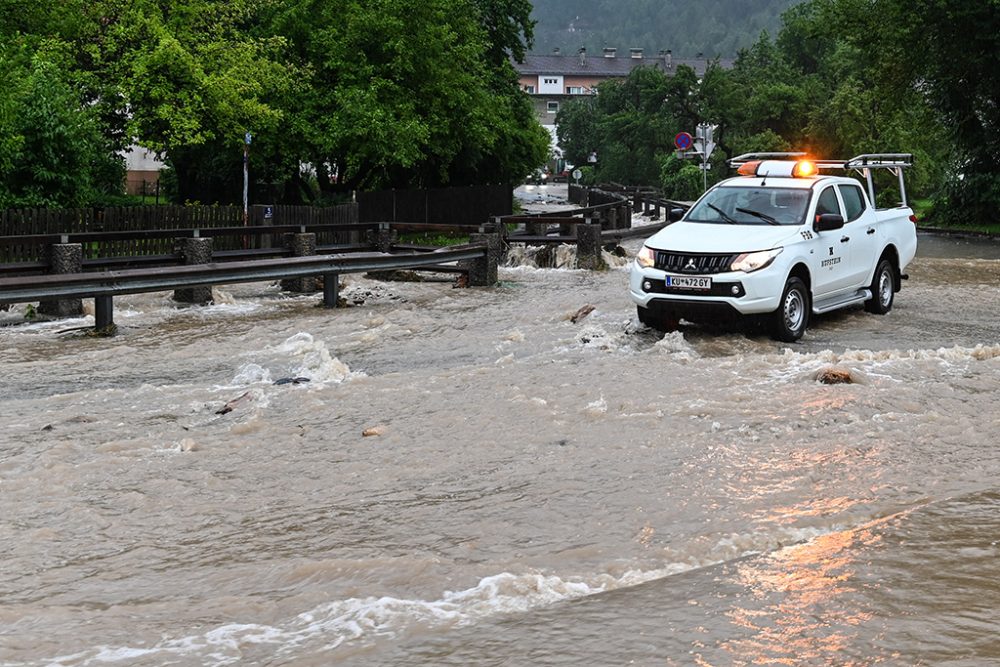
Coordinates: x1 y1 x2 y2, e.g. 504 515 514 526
686 187 809 226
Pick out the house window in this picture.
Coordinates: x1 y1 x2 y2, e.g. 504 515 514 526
524 85 535 94
547 101 559 114
566 86 584 94
543 78 558 85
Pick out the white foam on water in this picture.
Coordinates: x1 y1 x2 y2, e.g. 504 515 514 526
602 249 630 268
753 343 1000 383
41 518 889 667
576 324 625 351
584 395 608 416
650 331 700 360
196 301 263 317
213 334 361 393
553 244 577 268
0 312 91 332
229 363 273 386
502 244 580 270
271 332 362 384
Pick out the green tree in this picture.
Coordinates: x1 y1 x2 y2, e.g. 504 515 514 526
557 64 732 188
0 47 123 208
886 0 1000 224
269 0 546 196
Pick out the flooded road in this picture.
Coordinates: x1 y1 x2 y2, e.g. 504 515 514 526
2 226 1000 665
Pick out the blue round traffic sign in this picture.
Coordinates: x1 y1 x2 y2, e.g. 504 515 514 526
674 132 693 151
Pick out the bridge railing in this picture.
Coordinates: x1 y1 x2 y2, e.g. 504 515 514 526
0 232 502 334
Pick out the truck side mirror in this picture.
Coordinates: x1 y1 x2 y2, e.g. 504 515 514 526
814 213 845 231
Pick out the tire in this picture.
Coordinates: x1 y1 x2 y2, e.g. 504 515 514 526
864 257 895 314
770 276 810 342
637 305 679 332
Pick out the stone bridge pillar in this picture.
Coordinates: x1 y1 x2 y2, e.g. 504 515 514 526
281 232 317 293
465 225 501 287
38 242 83 318
173 236 214 304
575 218 606 271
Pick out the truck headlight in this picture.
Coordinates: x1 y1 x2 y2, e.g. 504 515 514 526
636 245 656 268
730 248 782 273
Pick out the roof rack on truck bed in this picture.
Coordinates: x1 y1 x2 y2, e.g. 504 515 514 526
726 152 914 207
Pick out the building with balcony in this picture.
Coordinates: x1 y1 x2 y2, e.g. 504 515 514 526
514 47 732 163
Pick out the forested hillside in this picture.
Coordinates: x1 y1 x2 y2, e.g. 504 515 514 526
530 0 802 57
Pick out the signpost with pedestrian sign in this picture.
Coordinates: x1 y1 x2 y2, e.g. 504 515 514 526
572 168 583 184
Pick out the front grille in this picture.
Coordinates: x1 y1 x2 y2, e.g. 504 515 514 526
654 251 736 274
642 278 745 298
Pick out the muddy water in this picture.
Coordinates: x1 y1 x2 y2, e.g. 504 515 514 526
2 232 1000 666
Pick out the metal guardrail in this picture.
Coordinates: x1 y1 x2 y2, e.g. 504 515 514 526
600 220 673 241
0 242 491 333
0 244 486 305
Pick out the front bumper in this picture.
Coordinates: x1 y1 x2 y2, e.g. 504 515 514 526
629 261 784 317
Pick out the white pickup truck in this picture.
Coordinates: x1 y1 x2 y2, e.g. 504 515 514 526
629 153 916 341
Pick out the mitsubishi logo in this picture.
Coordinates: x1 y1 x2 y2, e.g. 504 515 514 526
684 258 698 272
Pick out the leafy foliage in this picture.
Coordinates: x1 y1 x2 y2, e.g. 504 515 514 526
0 0 547 205
0 46 123 207
264 0 547 196
555 0 962 211
0 0 994 220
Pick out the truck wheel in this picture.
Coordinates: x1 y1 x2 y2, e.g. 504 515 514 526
864 258 895 314
770 277 809 342
637 305 679 332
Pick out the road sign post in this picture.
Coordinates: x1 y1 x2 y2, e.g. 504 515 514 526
693 123 717 191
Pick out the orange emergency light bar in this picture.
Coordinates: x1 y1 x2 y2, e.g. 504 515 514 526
737 159 817 178
792 160 816 177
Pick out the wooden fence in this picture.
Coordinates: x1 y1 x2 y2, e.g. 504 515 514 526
0 183 509 263
0 204 358 264
357 183 511 226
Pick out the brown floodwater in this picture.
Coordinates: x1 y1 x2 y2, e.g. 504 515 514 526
2 231 999 666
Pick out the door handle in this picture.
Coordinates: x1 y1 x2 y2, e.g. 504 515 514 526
840 236 850 243
866 228 876 235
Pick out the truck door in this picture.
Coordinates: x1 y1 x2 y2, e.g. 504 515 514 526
810 185 854 296
838 183 878 287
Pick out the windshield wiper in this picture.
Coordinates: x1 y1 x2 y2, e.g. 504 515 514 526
736 207 781 226
707 203 738 224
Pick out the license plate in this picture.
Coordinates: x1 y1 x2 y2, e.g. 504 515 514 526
666 276 712 290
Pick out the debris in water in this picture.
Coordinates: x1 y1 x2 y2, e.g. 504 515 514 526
570 304 596 324
366 270 426 282
453 274 469 288
816 367 854 385
274 377 311 386
604 244 628 257
363 426 385 437
216 391 252 415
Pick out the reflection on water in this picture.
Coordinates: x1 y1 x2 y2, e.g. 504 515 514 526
721 516 886 665
2 235 1000 665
